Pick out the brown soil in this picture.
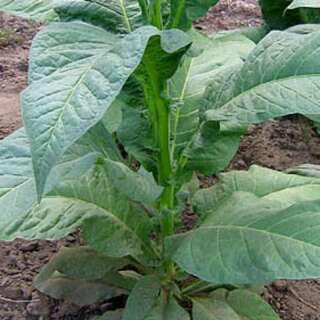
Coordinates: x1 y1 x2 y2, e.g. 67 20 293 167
0 1 320 319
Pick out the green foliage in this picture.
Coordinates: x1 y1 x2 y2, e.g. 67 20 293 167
259 0 320 30
2 0 320 318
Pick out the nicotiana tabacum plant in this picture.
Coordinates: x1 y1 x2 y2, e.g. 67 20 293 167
2 0 320 319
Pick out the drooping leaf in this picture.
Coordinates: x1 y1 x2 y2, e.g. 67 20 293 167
205 29 320 124
23 24 190 197
169 0 219 30
193 165 320 219
192 289 279 320
0 126 113 241
34 246 129 305
123 275 162 320
14 161 153 262
167 191 320 284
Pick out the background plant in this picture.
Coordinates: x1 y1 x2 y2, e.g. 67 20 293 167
1 0 320 319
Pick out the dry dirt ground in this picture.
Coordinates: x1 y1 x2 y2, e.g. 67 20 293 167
1 1 320 319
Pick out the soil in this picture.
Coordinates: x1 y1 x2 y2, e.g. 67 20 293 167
0 1 320 319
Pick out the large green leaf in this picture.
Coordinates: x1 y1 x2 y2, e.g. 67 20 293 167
12 160 154 262
0 126 114 240
169 0 219 30
205 29 320 124
167 166 320 284
167 193 320 284
192 289 279 320
34 246 129 305
23 24 190 196
0 0 143 32
95 310 123 320
193 165 320 219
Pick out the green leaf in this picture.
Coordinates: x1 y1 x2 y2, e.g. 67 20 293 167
104 159 163 204
118 106 158 174
0 126 111 241
169 31 255 160
169 31 254 176
192 289 278 320
23 25 189 197
167 192 320 284
205 29 320 124
34 246 128 306
193 165 320 219
145 296 190 320
288 0 320 10
169 0 219 30
15 161 154 262
0 0 143 32
123 275 162 320
227 289 279 320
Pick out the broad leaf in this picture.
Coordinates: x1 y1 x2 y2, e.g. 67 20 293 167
192 289 279 320
167 192 320 284
104 160 163 205
0 126 114 241
169 0 219 30
0 0 143 32
205 29 320 124
193 165 320 219
123 275 162 320
23 24 190 196
34 246 129 305
12 161 154 262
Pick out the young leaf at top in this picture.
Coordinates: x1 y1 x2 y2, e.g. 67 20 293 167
205 29 320 125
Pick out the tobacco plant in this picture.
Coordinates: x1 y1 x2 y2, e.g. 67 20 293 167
2 1 320 319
